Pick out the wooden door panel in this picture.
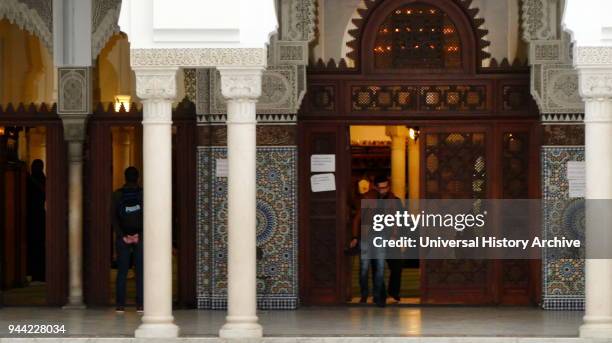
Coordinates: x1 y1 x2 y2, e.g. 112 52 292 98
299 123 347 304
497 125 538 305
85 122 113 305
420 127 495 304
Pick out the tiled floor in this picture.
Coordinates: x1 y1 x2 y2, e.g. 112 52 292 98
0 306 583 338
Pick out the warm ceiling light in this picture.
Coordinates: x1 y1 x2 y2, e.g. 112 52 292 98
114 95 131 112
408 127 420 141
0 126 4 135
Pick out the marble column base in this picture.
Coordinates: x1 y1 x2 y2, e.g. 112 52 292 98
219 321 263 339
135 322 180 338
62 296 86 309
580 318 612 338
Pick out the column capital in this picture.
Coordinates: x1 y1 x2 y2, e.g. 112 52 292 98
577 68 612 102
59 115 88 142
218 67 264 100
574 47 612 102
134 67 179 101
385 126 409 139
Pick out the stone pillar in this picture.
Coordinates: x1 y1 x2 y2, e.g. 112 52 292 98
408 137 419 199
133 67 180 338
577 65 612 338
60 120 87 309
385 126 408 200
58 67 91 310
218 67 264 339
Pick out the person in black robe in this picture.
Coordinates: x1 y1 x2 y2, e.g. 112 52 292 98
27 159 46 282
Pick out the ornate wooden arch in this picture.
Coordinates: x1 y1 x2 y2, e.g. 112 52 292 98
346 0 491 73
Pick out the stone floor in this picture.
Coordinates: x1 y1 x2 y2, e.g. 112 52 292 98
0 306 585 339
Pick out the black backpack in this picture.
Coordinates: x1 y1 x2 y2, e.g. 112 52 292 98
117 187 143 234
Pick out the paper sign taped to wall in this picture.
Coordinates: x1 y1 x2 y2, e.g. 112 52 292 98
216 159 228 177
311 154 336 172
567 161 585 198
569 179 585 198
567 161 585 180
311 173 336 192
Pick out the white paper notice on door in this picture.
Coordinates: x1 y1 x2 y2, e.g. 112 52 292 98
216 159 228 177
567 161 585 198
311 173 336 192
311 154 336 173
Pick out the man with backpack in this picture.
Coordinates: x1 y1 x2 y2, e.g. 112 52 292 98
111 166 143 313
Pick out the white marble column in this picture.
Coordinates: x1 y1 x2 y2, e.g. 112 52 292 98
133 67 179 338
385 126 408 200
578 67 612 338
61 118 87 309
218 67 264 339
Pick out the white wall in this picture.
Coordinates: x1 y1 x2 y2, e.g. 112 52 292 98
120 0 278 49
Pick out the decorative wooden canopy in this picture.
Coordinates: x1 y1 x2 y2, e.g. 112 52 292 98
303 0 535 121
346 0 491 73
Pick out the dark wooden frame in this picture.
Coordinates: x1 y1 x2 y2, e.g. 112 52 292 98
298 0 540 305
0 103 68 306
85 100 197 307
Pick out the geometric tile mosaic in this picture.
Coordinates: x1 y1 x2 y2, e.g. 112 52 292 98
197 146 299 309
541 146 585 310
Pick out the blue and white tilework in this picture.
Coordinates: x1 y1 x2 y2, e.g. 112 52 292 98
542 146 585 310
197 146 298 309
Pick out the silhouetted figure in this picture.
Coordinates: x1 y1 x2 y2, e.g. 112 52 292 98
27 159 46 282
111 167 143 313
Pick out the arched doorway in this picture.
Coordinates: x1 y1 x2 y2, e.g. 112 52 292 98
298 0 541 305
0 17 66 306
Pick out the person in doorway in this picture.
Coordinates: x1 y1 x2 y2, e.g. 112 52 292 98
350 174 400 307
111 166 143 313
370 175 404 303
27 159 46 282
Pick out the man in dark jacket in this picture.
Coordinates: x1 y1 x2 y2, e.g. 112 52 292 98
111 167 143 313
350 175 402 307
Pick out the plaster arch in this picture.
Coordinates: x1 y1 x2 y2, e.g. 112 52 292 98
0 18 55 105
0 0 52 53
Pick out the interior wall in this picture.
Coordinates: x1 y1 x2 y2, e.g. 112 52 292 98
26 127 46 172
110 126 142 190
350 125 391 145
0 19 55 105
312 0 527 66
98 34 136 106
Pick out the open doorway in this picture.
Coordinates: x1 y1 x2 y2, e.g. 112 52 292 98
106 125 183 307
1 126 48 306
107 125 145 307
86 106 194 307
347 125 420 305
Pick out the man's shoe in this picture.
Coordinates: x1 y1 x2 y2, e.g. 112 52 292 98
359 296 367 303
391 295 401 302
115 306 125 313
136 306 144 314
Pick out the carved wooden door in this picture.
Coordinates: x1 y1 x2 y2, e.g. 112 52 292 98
419 126 496 304
299 122 349 304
